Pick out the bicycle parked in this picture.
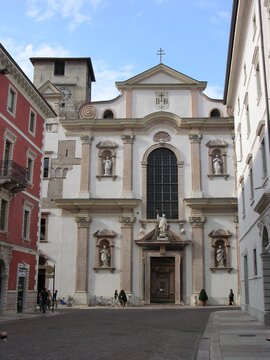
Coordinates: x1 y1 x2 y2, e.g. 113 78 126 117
88 295 112 307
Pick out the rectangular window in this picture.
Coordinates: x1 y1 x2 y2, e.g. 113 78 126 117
40 216 47 241
244 93 251 136
253 14 257 39
241 184 246 217
256 63 262 99
243 64 247 85
43 157 50 178
22 208 31 240
7 87 16 114
54 60 65 75
29 110 36 135
261 139 267 179
0 199 8 231
249 167 254 201
27 157 34 183
253 248 257 276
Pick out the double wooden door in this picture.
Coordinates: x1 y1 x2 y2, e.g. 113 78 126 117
150 257 175 303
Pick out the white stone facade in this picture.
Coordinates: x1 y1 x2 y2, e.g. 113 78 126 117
224 0 270 323
34 58 238 306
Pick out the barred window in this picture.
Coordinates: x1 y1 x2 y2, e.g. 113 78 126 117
147 148 178 219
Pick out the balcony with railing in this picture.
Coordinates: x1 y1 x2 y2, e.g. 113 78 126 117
0 160 28 193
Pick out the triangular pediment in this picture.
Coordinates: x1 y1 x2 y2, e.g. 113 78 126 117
135 225 190 248
116 63 207 90
38 80 62 98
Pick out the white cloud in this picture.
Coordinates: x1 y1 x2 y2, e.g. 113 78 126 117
0 39 70 80
1 39 134 100
91 60 135 101
26 0 107 30
204 84 223 99
211 10 230 23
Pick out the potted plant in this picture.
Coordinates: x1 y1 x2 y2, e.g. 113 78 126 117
198 289 208 306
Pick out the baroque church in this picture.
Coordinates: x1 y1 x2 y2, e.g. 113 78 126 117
31 56 238 306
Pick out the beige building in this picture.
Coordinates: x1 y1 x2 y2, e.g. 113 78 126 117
31 57 238 306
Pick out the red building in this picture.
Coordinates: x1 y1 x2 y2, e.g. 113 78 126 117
0 44 55 313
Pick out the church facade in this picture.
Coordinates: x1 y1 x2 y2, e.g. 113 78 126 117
31 57 238 305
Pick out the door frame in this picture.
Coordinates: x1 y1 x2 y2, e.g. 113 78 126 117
144 251 182 304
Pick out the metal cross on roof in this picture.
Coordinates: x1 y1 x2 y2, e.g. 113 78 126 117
157 48 165 63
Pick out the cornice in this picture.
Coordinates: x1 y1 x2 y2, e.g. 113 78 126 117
184 197 238 210
54 198 141 213
254 191 270 215
0 45 56 118
60 115 234 135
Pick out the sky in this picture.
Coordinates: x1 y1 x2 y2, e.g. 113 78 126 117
0 0 233 101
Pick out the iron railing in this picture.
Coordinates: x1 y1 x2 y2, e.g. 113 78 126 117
0 160 28 191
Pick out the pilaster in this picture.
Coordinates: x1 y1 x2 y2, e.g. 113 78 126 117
121 135 135 197
189 133 202 197
119 214 135 293
189 216 206 298
80 136 94 197
75 216 91 304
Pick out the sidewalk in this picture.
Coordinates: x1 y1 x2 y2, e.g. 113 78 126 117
197 310 270 360
0 310 59 324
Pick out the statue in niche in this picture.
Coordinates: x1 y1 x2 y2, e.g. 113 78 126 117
103 156 112 176
156 211 168 237
100 245 110 267
216 245 226 267
213 154 223 174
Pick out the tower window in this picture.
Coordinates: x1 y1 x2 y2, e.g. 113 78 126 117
54 60 65 76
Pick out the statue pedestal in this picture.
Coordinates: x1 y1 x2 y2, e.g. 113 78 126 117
157 236 168 241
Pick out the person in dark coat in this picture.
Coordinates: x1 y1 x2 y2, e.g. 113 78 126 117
118 289 127 307
41 288 49 313
229 289 234 305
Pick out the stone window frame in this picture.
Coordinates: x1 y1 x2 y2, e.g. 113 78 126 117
22 201 33 241
7 85 17 117
3 129 17 163
209 229 233 273
26 148 37 185
206 139 229 179
39 213 49 242
140 143 185 225
96 140 118 181
93 229 116 272
0 191 9 233
28 108 37 136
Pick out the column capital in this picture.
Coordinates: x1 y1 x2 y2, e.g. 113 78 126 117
75 216 92 228
81 135 94 144
189 216 206 227
189 133 202 143
119 215 136 227
121 134 135 144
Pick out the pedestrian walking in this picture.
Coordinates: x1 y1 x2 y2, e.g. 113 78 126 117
41 288 49 313
118 289 127 307
229 289 234 305
53 290 58 308
114 290 118 301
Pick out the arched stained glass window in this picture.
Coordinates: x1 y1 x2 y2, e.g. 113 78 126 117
147 148 178 219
